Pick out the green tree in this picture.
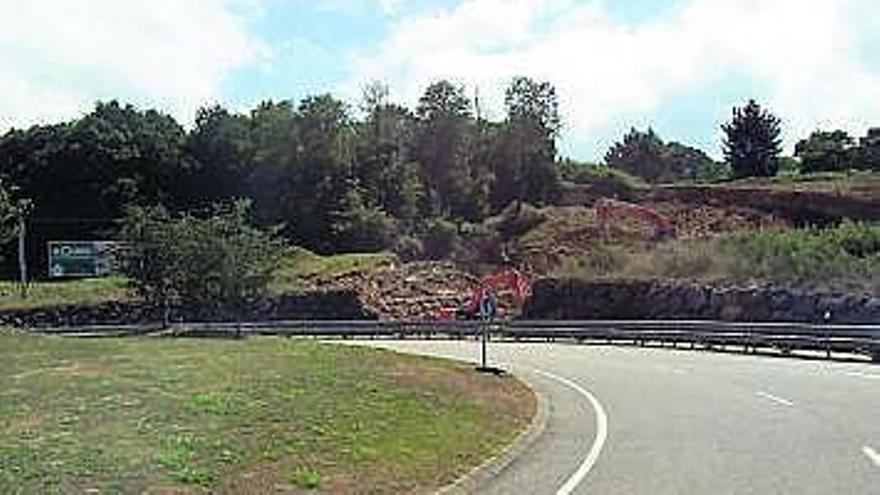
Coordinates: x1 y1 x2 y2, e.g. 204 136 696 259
415 80 475 219
604 128 668 183
0 101 187 220
184 105 254 204
355 82 423 223
496 76 561 210
663 142 725 182
331 189 399 252
721 99 782 178
856 128 880 171
121 200 282 328
794 130 855 173
247 100 298 225
606 128 722 183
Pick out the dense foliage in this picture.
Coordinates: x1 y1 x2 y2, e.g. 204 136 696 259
0 78 563 263
121 200 282 324
604 127 725 183
720 221 880 285
794 130 856 173
858 128 880 171
2 80 879 284
722 99 782 178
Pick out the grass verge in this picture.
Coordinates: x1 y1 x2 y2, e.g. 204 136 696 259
270 247 396 292
0 248 396 311
0 332 533 493
553 221 880 292
0 276 131 311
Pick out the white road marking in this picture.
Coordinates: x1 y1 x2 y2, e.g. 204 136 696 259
756 391 795 407
863 446 880 468
843 371 880 380
535 369 608 495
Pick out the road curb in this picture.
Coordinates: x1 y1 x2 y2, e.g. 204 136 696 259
438 370 549 494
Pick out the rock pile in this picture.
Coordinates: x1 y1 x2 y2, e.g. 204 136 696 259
318 262 480 320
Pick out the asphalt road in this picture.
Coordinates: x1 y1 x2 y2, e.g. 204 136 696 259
355 340 880 494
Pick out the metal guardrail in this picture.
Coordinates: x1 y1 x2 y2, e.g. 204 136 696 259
32 319 880 362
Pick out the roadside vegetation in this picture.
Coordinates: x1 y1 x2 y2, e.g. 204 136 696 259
554 221 880 292
0 248 396 312
0 76 877 314
0 276 130 311
271 247 395 292
0 332 534 493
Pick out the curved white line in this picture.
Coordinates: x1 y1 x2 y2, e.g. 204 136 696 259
863 446 880 468
535 369 609 495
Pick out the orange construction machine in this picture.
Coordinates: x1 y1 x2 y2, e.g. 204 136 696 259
595 198 676 240
435 268 531 321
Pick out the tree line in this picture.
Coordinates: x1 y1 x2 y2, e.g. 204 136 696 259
1 81 879 277
576 99 880 184
0 78 561 261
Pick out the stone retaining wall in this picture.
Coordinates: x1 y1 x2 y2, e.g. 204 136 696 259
0 290 374 328
523 278 880 323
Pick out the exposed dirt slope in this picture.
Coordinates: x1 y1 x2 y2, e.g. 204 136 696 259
558 180 880 224
307 262 476 320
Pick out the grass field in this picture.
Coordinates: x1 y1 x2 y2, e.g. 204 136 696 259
270 248 395 292
0 331 533 493
0 276 132 311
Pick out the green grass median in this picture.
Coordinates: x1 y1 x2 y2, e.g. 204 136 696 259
0 332 533 493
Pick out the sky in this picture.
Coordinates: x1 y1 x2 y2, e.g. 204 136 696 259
2 0 880 161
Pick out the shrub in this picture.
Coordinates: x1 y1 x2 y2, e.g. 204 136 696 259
654 242 719 279
491 202 548 239
553 244 629 278
588 244 629 275
121 200 283 324
718 221 880 286
560 162 644 193
393 235 424 262
333 205 398 252
421 219 460 260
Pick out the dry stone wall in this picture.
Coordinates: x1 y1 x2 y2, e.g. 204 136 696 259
523 278 880 323
0 290 374 328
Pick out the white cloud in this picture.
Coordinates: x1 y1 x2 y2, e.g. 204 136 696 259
345 0 880 157
0 0 264 130
315 0 405 16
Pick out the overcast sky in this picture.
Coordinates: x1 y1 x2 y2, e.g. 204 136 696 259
2 0 879 161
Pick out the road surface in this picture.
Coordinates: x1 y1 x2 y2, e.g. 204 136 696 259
355 340 880 494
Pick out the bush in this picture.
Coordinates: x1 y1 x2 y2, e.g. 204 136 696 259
654 242 719 279
393 235 424 262
553 244 629 278
588 244 629 275
121 200 283 324
719 221 880 286
491 202 548 239
333 205 398 252
421 219 460 260
560 162 643 193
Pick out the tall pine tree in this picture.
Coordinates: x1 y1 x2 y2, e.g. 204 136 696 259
721 99 782 178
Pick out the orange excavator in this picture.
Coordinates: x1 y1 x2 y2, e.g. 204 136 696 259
595 198 676 240
435 268 531 321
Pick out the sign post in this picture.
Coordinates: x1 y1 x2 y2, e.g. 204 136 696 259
476 288 500 373
47 241 123 278
17 215 27 298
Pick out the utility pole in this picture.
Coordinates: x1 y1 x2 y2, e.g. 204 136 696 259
17 213 27 299
474 85 482 123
